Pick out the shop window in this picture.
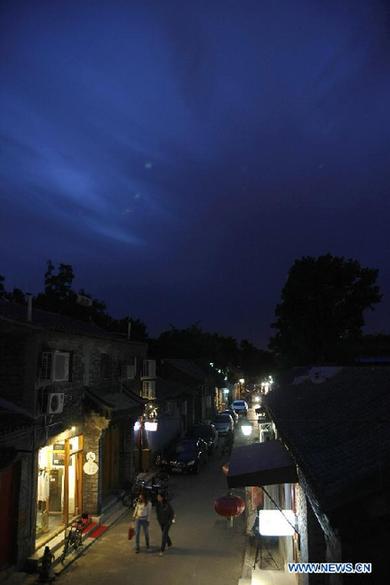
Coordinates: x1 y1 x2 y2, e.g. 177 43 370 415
36 435 83 548
100 354 113 380
39 351 70 382
121 356 137 380
141 380 156 400
40 353 52 380
142 359 156 378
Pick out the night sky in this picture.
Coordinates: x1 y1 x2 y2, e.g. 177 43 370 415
1 1 390 346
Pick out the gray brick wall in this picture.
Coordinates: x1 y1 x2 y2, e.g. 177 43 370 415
0 319 147 566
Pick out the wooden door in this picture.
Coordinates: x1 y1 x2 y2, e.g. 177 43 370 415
48 468 63 512
0 463 19 568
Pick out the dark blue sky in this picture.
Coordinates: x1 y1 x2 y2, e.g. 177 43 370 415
1 1 390 346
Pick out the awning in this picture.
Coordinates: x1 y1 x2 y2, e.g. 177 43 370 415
227 439 298 488
85 388 145 418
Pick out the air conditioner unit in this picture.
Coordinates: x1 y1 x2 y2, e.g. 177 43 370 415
47 393 65 414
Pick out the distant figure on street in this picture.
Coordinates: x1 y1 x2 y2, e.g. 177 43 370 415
133 492 152 553
155 493 175 556
221 430 234 455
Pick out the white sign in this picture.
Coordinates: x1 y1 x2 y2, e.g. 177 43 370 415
144 421 158 432
259 510 296 536
83 451 99 475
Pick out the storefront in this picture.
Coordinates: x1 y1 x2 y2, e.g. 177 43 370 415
36 432 83 547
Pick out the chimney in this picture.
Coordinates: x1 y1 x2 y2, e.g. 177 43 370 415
26 293 33 322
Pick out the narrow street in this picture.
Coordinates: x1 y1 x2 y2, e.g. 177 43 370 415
60 445 247 585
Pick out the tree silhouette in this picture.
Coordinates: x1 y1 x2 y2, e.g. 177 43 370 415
269 254 382 365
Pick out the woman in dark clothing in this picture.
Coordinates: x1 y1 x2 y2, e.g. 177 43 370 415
156 493 175 556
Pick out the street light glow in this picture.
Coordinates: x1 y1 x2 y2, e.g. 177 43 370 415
259 510 296 536
241 424 252 436
133 421 141 431
239 378 245 384
145 421 158 431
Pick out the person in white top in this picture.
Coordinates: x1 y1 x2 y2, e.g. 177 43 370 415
133 492 152 553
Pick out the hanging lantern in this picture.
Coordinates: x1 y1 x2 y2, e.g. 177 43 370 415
214 494 245 518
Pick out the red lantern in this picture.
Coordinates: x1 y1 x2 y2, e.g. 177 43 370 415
214 494 245 518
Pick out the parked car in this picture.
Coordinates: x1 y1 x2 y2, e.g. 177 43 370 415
231 400 248 416
213 413 234 435
187 423 218 454
255 406 271 424
220 408 239 425
159 437 208 474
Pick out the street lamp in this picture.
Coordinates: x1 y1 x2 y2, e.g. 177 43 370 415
133 406 159 471
238 378 245 400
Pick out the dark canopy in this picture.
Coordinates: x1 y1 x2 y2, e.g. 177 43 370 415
227 439 297 488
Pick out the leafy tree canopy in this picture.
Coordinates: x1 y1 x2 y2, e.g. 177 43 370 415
269 254 382 365
151 323 274 380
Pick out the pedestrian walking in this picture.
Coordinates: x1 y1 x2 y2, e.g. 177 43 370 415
133 492 152 553
155 493 175 556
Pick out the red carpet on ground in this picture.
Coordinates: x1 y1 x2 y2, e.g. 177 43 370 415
89 525 108 538
82 522 97 534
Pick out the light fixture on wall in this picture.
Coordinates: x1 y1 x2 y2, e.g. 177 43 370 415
241 423 252 437
144 421 158 432
259 509 296 536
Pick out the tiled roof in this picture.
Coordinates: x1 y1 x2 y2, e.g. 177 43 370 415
85 388 145 413
265 367 390 511
164 359 208 381
0 300 146 347
0 398 35 436
155 377 197 399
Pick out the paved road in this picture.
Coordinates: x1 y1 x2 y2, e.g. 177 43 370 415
60 445 246 585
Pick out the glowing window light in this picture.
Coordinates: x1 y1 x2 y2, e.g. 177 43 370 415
144 421 158 432
259 510 296 536
133 421 141 431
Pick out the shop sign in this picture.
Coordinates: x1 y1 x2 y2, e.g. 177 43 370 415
83 452 99 475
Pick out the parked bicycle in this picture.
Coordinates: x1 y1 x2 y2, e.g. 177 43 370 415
60 519 84 564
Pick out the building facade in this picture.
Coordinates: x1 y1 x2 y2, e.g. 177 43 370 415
0 301 146 569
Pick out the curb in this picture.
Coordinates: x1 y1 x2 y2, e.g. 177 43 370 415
54 505 130 576
1 505 131 585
